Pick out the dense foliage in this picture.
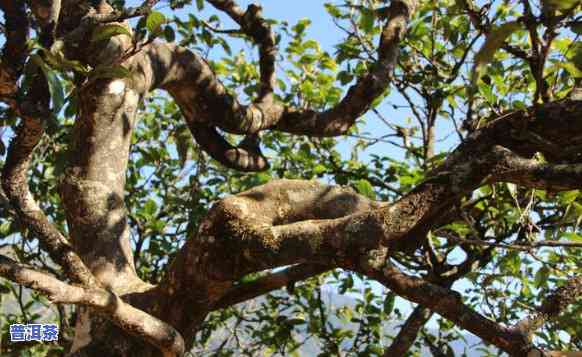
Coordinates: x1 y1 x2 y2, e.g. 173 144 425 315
0 0 580 356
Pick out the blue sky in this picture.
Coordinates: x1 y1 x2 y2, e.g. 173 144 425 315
0 1 572 349
131 0 461 165
124 1 555 343
129 0 470 330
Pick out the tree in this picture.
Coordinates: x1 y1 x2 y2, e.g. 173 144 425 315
0 0 581 355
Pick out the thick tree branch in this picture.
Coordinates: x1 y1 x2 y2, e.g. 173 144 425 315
441 235 582 250
0 255 185 357
56 3 152 292
1 82 96 286
156 100 582 355
383 305 433 356
492 149 582 192
206 0 277 101
189 122 270 172
366 263 530 356
212 263 330 310
384 237 496 356
0 0 29 100
143 0 416 171
59 76 147 292
163 179 386 291
164 100 582 297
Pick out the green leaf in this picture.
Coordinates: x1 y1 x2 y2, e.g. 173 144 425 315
570 43 582 72
558 62 582 78
353 179 376 199
534 266 549 288
174 126 191 168
287 318 305 326
143 199 158 217
64 91 79 118
359 9 375 33
545 0 581 10
383 292 395 314
42 47 89 74
238 272 262 284
559 190 579 204
570 22 582 35
313 164 326 175
90 65 132 80
563 232 582 242
337 70 353 85
45 70 65 114
324 3 342 18
256 172 271 184
292 18 311 35
146 11 167 35
369 345 384 355
163 26 176 42
91 24 132 42
471 21 521 87
506 183 517 199
30 54 65 114
339 274 354 294
0 222 10 236
0 283 10 294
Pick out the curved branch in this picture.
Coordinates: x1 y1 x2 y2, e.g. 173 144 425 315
212 263 329 310
206 0 276 101
366 264 582 357
0 0 29 99
0 255 185 357
367 264 529 355
204 0 278 170
166 98 582 286
275 0 417 136
1 88 96 286
146 0 416 147
492 148 582 191
163 179 386 290
383 236 496 357
190 124 269 172
135 0 416 172
154 99 582 353
383 305 433 356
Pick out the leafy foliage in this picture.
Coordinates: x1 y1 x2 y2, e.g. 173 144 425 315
0 0 581 355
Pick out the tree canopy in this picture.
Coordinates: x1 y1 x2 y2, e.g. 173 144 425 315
0 0 581 356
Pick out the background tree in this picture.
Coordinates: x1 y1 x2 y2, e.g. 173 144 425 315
0 0 581 356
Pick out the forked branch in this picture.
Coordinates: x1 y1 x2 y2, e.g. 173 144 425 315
0 255 185 357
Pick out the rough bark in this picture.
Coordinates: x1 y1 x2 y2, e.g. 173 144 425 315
383 305 433 356
0 0 581 356
0 0 29 99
